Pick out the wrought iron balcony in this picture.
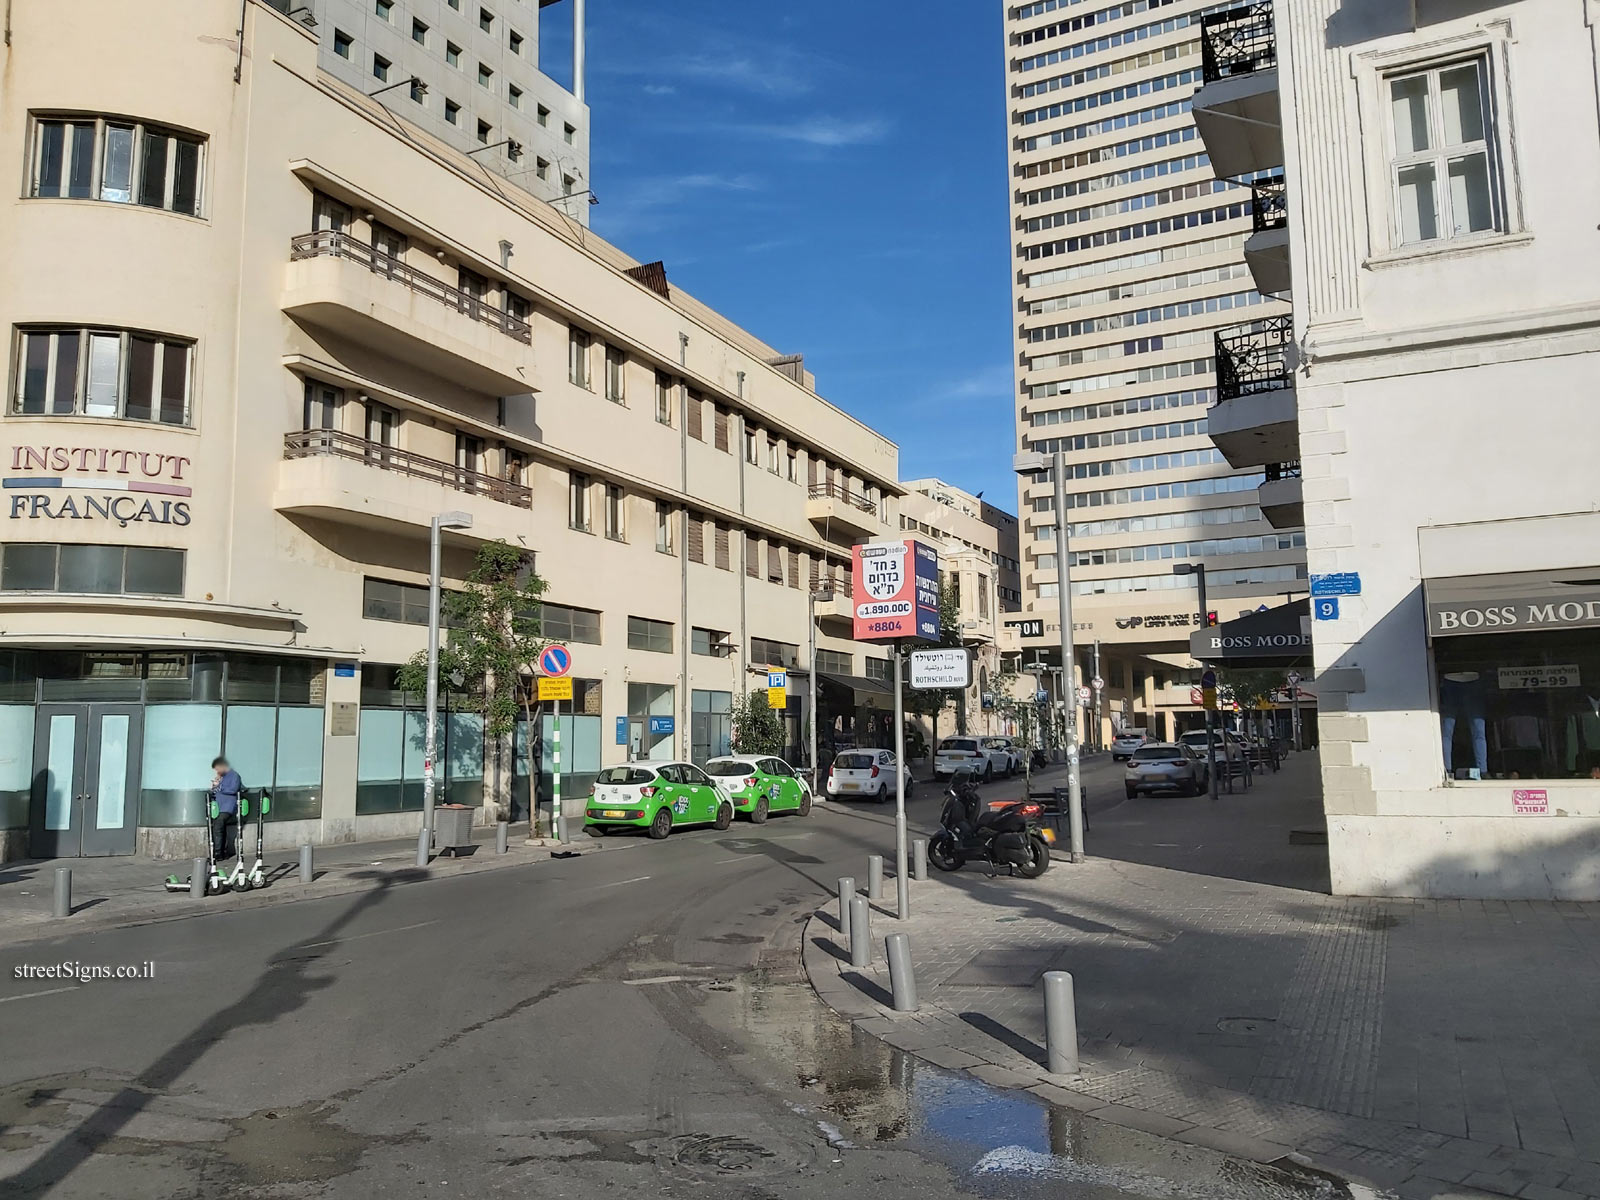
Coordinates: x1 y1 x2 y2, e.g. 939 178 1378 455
807 481 876 515
288 231 532 345
1250 175 1287 233
1200 3 1278 84
283 429 532 509
1264 460 1301 482
1214 315 1293 401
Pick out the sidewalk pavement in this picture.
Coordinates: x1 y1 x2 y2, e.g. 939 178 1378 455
803 755 1600 1200
0 821 610 949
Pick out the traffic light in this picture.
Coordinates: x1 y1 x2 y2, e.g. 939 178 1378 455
1205 610 1219 627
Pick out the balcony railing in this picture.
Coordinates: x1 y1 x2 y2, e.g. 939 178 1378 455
1264 460 1301 482
1250 175 1287 233
284 429 533 509
808 482 876 515
1200 3 1278 84
1214 314 1293 401
289 231 532 345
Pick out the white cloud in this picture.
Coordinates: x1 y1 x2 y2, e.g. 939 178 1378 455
736 115 891 147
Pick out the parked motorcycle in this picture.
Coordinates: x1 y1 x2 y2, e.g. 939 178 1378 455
928 771 1052 878
1030 747 1048 771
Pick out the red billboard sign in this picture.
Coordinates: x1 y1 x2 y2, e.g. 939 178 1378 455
851 539 940 642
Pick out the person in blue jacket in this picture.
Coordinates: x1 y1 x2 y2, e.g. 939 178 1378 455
210 756 243 860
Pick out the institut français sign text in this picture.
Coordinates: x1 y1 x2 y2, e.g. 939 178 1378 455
5 444 193 527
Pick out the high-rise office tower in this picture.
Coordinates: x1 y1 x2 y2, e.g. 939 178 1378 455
273 0 591 221
1003 0 1306 741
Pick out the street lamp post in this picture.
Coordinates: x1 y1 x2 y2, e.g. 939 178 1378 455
1013 449 1084 863
1172 562 1218 801
418 510 474 869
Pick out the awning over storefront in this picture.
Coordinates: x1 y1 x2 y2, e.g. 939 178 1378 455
1424 568 1600 638
1189 599 1312 667
818 671 895 700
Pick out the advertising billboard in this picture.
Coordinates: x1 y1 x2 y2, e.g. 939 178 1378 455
852 539 940 642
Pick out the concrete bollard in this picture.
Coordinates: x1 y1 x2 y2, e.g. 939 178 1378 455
415 826 430 869
52 867 71 919
191 856 208 901
912 839 928 882
837 876 855 940
496 821 509 855
299 843 314 884
849 896 871 969
885 932 918 1012
1043 970 1080 1075
867 854 884 901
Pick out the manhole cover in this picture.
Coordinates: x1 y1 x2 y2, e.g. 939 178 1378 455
670 1134 778 1175
1216 1017 1276 1035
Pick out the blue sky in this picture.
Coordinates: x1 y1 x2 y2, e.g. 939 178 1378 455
540 0 1019 513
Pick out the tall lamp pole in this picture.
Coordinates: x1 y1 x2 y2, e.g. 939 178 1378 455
1172 562 1218 800
1013 449 1084 863
809 588 832 795
418 510 474 869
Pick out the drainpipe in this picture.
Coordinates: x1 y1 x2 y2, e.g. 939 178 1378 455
679 381 690 760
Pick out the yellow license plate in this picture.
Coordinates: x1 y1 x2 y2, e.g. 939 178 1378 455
601 809 625 818
1040 828 1057 844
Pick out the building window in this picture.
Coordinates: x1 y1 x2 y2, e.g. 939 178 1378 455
479 7 494 34
444 99 460 125
541 602 601 645
1388 57 1499 246
334 29 353 57
750 638 800 669
446 41 461 68
361 577 462 625
13 327 192 424
655 502 674 554
1 544 184 596
447 0 458 8
604 345 626 403
411 17 428 44
568 472 591 532
628 616 673 654
786 448 798 482
691 690 732 763
478 63 494 89
563 122 576 144
302 379 342 431
30 115 205 216
535 157 548 180
375 0 393 20
865 658 893 683
508 84 522 110
816 649 853 675
604 483 625 541
692 627 731 657
562 174 575 196
476 119 492 144
568 327 591 388
537 105 550 127
509 30 523 55
767 439 780 474
372 54 390 82
655 371 674 425
743 427 759 466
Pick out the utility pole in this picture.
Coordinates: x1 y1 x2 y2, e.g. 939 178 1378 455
1174 562 1218 800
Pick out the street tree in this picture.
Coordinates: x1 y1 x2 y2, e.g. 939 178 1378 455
730 688 787 756
398 540 549 829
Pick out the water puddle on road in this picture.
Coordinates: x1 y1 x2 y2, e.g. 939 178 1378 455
700 967 1386 1200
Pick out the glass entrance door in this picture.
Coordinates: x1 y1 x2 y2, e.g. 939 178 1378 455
29 704 142 857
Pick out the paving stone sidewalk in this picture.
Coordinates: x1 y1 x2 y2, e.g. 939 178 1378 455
0 821 609 948
803 847 1600 1198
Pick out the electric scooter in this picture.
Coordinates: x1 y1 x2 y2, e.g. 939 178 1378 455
163 792 229 895
225 790 271 891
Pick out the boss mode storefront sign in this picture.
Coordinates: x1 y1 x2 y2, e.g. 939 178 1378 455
5 444 193 527
852 538 940 642
1427 590 1600 636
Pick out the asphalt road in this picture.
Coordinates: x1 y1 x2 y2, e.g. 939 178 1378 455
0 758 1325 1200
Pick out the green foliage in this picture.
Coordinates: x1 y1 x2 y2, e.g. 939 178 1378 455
991 667 1041 750
1216 667 1286 711
730 688 787 756
901 579 967 723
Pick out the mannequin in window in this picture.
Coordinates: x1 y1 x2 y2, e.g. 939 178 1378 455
1440 670 1487 778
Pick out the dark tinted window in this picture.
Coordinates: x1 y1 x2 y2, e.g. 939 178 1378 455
596 766 656 785
1132 745 1184 762
835 752 874 769
705 758 754 776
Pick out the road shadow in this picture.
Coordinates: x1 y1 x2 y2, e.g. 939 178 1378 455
809 935 848 962
841 970 893 1008
960 1010 1046 1068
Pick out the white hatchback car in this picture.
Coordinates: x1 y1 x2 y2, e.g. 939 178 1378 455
827 749 912 802
1111 729 1151 761
934 736 1009 781
981 737 1022 777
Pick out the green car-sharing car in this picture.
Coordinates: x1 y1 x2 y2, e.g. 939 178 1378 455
584 760 734 839
704 755 812 823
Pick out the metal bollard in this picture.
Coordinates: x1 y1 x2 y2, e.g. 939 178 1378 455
496 821 509 855
837 876 855 940
1043 970 1080 1075
53 867 71 919
415 825 430 868
849 896 871 968
867 854 884 901
191 856 208 901
912 838 928 881
885 932 918 1012
299 843 314 884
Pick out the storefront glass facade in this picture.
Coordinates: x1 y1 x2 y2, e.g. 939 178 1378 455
356 665 483 813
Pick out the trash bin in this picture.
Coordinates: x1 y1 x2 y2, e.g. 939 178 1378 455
433 805 474 856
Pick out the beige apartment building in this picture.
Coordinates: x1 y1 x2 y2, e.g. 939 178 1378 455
0 0 903 860
1003 0 1308 743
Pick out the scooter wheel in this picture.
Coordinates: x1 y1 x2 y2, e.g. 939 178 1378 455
928 838 963 872
1015 836 1051 879
235 879 254 892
